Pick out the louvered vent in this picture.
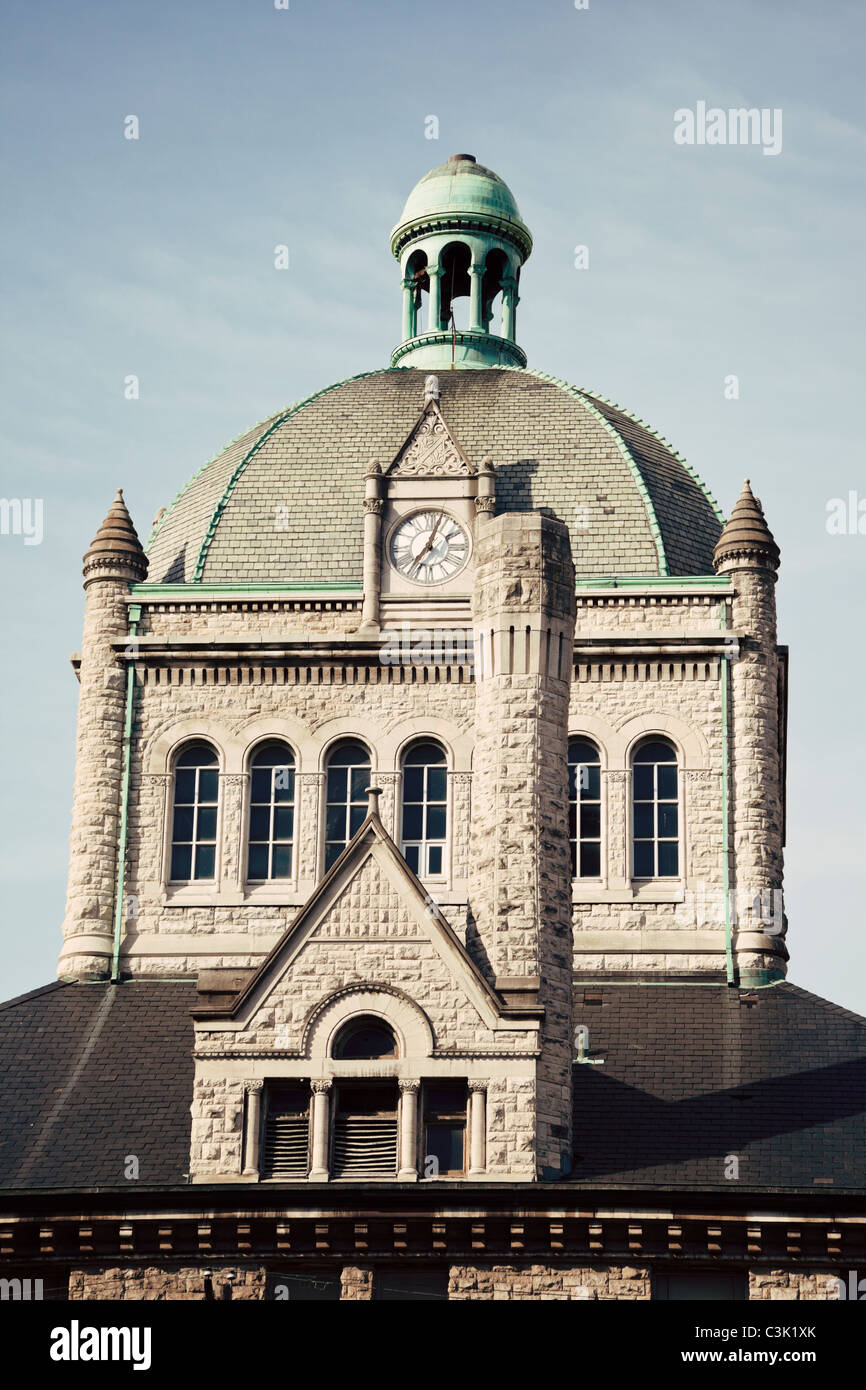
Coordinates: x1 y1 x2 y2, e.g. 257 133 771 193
332 1116 398 1179
261 1085 309 1180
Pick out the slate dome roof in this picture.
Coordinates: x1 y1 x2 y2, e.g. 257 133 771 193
144 367 724 587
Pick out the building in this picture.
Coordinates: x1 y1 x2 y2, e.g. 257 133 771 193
1 154 864 1302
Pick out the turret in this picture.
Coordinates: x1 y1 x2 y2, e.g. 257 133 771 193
58 490 147 979
713 480 786 984
469 513 576 1173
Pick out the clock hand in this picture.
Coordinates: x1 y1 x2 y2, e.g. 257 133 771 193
409 513 447 575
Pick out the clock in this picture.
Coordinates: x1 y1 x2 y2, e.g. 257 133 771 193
388 509 470 585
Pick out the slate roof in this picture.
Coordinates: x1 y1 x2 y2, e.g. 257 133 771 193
570 982 866 1194
0 981 196 1191
144 368 723 588
3 978 862 1196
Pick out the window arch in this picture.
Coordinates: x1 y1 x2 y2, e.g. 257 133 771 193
332 1016 398 1060
632 738 679 878
324 740 371 870
568 739 601 878
401 740 448 878
247 741 295 881
438 241 472 331
170 742 219 882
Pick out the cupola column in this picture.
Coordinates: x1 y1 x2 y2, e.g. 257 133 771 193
428 265 443 335
468 262 484 332
502 277 518 341
401 276 415 341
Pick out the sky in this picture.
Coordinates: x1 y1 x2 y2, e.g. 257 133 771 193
1 0 864 1009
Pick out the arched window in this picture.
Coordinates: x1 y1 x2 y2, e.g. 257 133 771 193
406 248 429 336
568 739 601 878
324 740 371 871
401 741 448 878
332 1017 398 1060
170 743 219 882
247 742 295 881
439 241 471 331
632 739 679 878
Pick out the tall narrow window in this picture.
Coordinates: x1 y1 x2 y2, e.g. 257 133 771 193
401 741 448 878
324 741 371 871
332 1083 398 1180
170 743 219 881
423 1082 467 1177
568 739 601 878
261 1083 310 1180
632 739 679 878
247 742 295 881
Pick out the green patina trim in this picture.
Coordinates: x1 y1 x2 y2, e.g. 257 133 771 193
111 604 141 983
516 368 670 577
132 581 363 599
145 406 288 552
574 575 731 590
191 368 395 583
577 387 726 526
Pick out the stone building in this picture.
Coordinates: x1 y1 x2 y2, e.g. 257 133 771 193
1 155 864 1302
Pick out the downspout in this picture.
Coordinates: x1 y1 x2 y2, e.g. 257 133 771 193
719 600 735 987
111 602 141 983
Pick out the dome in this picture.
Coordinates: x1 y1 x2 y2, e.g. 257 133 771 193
391 154 531 254
144 368 723 587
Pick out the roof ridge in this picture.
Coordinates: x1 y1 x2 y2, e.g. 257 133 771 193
779 981 866 1031
145 405 289 552
192 367 396 582
516 367 669 576
0 980 71 1014
579 387 726 526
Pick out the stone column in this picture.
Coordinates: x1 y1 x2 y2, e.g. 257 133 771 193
468 263 484 331
398 1080 419 1180
468 1080 487 1175
59 490 148 980
603 769 629 889
221 773 248 890
361 460 383 630
296 773 324 883
309 1079 332 1181
242 1080 263 1178
469 513 576 1174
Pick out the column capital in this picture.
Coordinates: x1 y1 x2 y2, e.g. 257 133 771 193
399 1078 420 1095
310 1077 333 1094
468 1078 489 1094
243 1078 263 1094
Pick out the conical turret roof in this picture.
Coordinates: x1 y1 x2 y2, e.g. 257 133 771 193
713 479 779 572
83 489 148 581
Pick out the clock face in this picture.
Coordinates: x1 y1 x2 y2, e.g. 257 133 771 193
388 510 470 585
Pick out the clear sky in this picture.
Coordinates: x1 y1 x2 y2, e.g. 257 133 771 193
1 0 864 1009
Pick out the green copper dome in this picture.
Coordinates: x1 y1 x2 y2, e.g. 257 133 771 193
391 154 531 256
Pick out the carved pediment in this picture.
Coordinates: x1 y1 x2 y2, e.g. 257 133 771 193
388 401 473 478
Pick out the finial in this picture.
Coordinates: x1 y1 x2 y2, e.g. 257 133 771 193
365 458 382 476
424 374 440 403
365 786 383 817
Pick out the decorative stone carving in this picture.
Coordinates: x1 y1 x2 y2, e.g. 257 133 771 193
243 1078 263 1094
399 1079 420 1094
310 1078 333 1094
389 402 473 478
